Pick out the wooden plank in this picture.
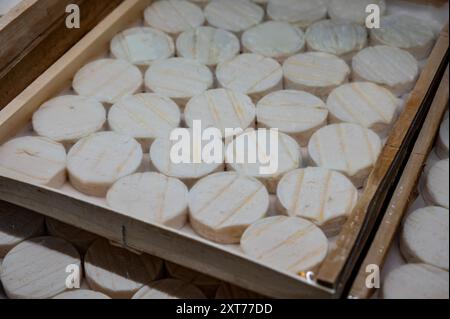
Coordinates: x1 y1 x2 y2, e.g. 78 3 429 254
349 66 449 299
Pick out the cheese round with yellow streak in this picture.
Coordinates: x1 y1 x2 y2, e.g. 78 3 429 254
132 279 207 299
267 0 327 29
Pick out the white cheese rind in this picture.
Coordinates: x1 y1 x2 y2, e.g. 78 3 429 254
328 0 386 25
267 0 328 29
436 114 449 159
422 159 449 209
132 279 207 299
53 290 111 299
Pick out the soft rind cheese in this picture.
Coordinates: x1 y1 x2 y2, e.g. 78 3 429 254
400 206 449 271
240 216 328 274
106 172 189 229
1 237 81 299
67 132 143 197
328 0 386 25
176 26 240 67
436 113 449 159
216 53 283 102
53 290 111 299
84 239 164 299
370 15 436 60
144 0 205 36
382 263 449 299
267 0 328 29
189 172 270 244
422 159 449 209
32 95 106 144
215 283 264 299
352 46 419 97
283 52 350 100
276 167 358 237
242 21 305 61
132 279 207 299
308 123 382 188
256 90 328 147
110 27 175 66
0 136 66 188
204 0 264 34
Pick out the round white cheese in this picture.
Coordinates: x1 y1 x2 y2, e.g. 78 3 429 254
187 0 209 8
256 90 328 147
216 53 283 103
308 123 382 188
189 172 270 244
0 0 22 16
1 237 81 299
106 172 189 229
215 283 264 299
283 52 350 100
352 46 419 97
132 279 207 299
436 113 449 159
67 132 143 197
84 239 164 299
241 216 328 274
422 159 449 209
53 289 111 299
0 136 66 188
267 0 328 29
329 0 386 25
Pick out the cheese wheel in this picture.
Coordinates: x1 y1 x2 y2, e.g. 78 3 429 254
0 0 21 16
106 172 189 229
0 136 66 188
400 206 449 271
225 129 302 194
267 0 327 29
308 123 382 188
422 159 449 209
276 167 358 237
110 27 175 67
215 283 264 299
189 172 270 244
242 21 305 62
32 95 106 144
241 216 328 274
53 289 111 299
176 26 240 67
0 203 45 257
283 52 350 100
73 59 143 105
1 237 81 299
352 46 419 97
329 0 386 25
108 93 181 152
145 57 213 108
436 114 449 159
370 15 436 60
144 0 205 37
45 218 99 254
132 279 206 299
216 53 283 103
326 82 401 137
84 239 163 299
184 88 256 139
204 0 264 34
382 263 449 299
305 20 367 62
67 132 143 197
256 90 328 147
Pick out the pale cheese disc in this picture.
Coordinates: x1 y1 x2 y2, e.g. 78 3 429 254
241 216 328 274
144 0 205 36
276 167 358 237
108 93 181 151
370 15 436 60
256 90 328 147
0 203 45 257
382 263 449 299
0 136 66 188
1 237 81 299
84 239 164 299
308 123 382 188
436 114 449 159
189 172 270 244
326 82 401 137
67 132 143 197
215 283 264 299
53 289 111 299
267 0 327 29
176 26 240 67
422 159 449 209
184 88 256 139
352 45 419 97
145 57 213 108
132 279 206 299
110 27 175 67
400 206 449 271
328 0 386 25
0 0 22 16
106 172 189 229
283 52 350 100
32 95 106 144
204 0 264 34
216 53 283 103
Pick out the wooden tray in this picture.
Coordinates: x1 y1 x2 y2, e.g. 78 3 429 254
0 0 448 299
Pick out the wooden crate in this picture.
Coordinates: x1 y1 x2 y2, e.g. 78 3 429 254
0 0 448 298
